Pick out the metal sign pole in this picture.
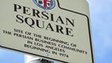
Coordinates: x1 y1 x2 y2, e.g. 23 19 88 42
24 54 41 63
24 55 61 63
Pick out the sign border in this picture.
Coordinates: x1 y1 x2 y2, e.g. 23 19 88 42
0 0 94 63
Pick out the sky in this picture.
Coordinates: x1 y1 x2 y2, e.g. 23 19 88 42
88 0 112 63
0 49 24 63
0 0 112 63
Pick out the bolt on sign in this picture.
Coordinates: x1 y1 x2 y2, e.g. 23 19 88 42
0 0 94 63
